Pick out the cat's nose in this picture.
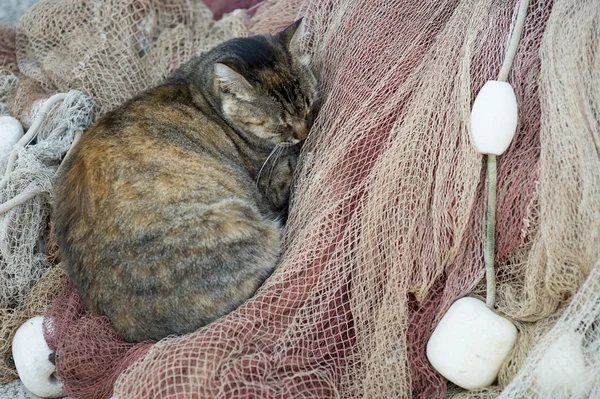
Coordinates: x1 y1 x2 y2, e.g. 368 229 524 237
292 123 309 141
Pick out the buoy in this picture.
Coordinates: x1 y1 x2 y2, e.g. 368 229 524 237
12 316 65 398
535 331 592 397
470 80 518 155
426 297 517 390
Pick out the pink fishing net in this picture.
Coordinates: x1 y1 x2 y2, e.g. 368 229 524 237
1 0 598 397
203 0 264 19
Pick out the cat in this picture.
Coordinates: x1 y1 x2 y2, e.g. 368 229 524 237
53 19 320 342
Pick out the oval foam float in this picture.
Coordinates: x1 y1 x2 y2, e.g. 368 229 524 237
535 331 592 397
470 80 518 155
0 115 24 175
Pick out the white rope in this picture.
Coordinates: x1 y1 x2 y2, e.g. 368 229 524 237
247 1 265 13
0 188 42 215
0 93 67 191
0 93 68 214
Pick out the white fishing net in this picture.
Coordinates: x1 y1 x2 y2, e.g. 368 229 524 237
0 87 92 308
0 72 18 115
0 85 92 381
498 262 600 398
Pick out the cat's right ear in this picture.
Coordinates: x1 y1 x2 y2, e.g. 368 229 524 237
279 19 311 67
214 63 254 98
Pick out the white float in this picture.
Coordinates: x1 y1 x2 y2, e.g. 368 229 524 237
12 316 65 398
426 297 517 390
535 331 591 397
470 80 518 155
0 115 24 176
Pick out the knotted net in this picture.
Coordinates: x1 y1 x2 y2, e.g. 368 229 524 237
15 0 248 116
1 0 599 397
0 85 92 382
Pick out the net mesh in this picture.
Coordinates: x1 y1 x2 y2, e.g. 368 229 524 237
0 89 92 309
0 0 597 397
15 0 248 116
0 25 17 74
0 86 92 383
0 265 66 383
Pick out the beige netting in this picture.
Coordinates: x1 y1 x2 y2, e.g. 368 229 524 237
0 265 66 382
16 0 248 116
0 25 17 74
1 0 598 397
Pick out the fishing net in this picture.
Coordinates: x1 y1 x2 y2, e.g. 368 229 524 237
0 0 597 397
15 0 248 117
496 0 600 395
0 25 17 74
0 88 92 309
0 86 92 383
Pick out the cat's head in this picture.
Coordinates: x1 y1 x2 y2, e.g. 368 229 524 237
210 19 320 147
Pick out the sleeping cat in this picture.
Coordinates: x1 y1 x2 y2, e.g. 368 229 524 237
53 19 319 342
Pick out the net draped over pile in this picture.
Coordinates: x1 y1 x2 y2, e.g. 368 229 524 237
0 86 92 381
0 0 598 397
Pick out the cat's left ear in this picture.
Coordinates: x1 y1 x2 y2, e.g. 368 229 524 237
280 18 311 66
214 63 254 98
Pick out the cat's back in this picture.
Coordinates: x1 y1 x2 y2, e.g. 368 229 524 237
59 82 251 216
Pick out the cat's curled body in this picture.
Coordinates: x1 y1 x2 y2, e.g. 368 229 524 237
53 20 319 342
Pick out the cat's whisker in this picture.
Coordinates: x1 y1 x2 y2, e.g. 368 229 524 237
257 145 281 187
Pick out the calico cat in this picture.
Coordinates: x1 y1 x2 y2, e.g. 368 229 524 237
53 19 319 342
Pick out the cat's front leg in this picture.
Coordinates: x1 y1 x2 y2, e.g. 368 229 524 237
260 152 297 217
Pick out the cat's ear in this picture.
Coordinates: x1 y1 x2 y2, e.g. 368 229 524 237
280 18 310 65
214 63 254 97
